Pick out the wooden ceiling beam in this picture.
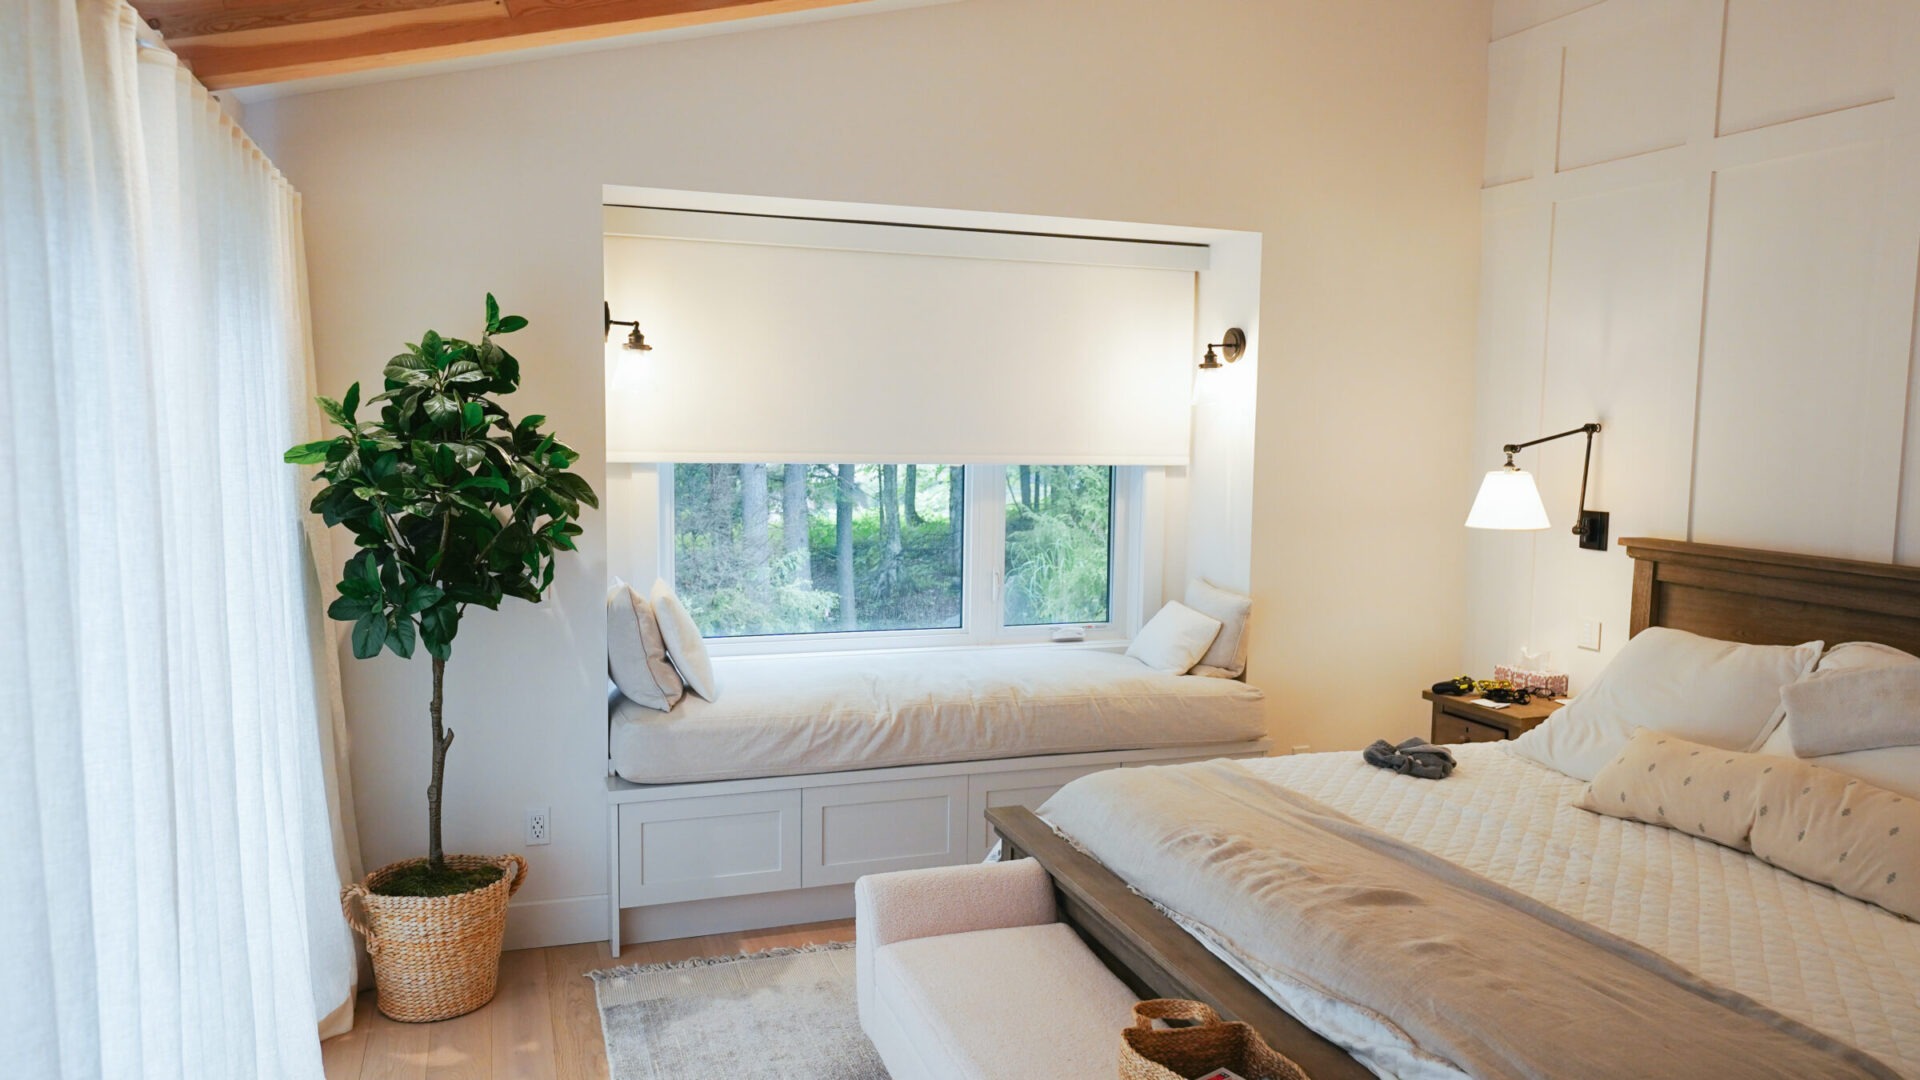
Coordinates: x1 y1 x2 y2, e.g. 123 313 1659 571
134 0 878 90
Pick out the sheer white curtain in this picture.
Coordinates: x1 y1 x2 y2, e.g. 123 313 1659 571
1 2 362 1077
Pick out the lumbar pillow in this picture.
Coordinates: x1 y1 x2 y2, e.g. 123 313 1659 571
1508 626 1822 781
1759 642 1920 799
1782 662 1920 758
650 578 718 702
1126 601 1223 675
1579 730 1920 922
606 579 685 711
1183 578 1252 678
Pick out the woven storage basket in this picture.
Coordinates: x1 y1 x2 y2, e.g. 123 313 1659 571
1119 999 1311 1080
342 853 527 1023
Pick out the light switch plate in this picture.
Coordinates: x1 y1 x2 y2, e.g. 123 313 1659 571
1578 619 1602 652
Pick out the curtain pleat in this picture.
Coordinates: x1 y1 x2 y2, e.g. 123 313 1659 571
1 2 363 1076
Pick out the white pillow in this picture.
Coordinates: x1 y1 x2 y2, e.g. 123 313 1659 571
1184 579 1252 678
1126 601 1223 675
606 579 684 711
650 579 719 702
1757 642 1920 798
1507 626 1822 781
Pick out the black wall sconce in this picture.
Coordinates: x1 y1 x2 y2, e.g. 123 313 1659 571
1198 328 1246 370
1465 422 1609 551
604 301 652 351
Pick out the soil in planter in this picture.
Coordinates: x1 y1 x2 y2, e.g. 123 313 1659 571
374 861 504 898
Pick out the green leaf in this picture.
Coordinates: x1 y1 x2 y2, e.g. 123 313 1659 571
342 381 361 423
351 612 387 659
494 314 527 334
485 293 500 334
387 615 417 659
316 396 350 428
328 595 373 621
424 394 460 425
454 475 510 494
547 472 599 510
421 329 444 366
444 360 486 385
402 585 444 614
461 401 483 431
284 440 335 464
517 414 546 433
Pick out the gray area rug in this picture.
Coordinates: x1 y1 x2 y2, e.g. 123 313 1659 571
589 942 889 1078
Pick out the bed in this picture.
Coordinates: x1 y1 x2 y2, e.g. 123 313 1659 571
990 537 1920 1079
608 647 1266 785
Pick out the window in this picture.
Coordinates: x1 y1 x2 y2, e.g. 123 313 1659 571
667 462 1135 647
672 464 963 637
1002 466 1112 626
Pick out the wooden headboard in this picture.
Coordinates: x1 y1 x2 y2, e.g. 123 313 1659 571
1623 537 1920 656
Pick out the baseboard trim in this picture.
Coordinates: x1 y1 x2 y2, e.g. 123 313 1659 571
505 885 857 950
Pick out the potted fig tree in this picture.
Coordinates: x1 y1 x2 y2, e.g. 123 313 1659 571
287 295 595 1022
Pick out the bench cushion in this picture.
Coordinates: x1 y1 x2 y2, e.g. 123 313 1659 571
872 923 1138 1079
610 648 1266 784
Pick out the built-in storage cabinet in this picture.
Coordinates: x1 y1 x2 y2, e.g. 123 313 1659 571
616 790 801 906
801 777 970 887
606 739 1271 955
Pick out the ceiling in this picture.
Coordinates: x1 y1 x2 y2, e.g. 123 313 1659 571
132 0 880 90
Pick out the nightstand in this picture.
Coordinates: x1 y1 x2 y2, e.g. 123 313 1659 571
1422 689 1564 745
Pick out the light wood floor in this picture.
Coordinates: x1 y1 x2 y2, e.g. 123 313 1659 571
320 919 857 1080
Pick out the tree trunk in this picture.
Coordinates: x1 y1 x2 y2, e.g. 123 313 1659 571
782 463 811 587
903 464 923 525
836 464 858 630
948 465 964 571
427 655 453 869
741 464 770 601
880 465 902 591
1019 465 1034 510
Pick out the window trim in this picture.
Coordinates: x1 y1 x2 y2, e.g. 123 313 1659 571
658 463 1145 657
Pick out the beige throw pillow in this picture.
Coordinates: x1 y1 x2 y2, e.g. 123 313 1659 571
1184 579 1252 679
1579 730 1920 920
1126 601 1223 675
1758 643 1920 799
606 580 684 712
651 578 718 702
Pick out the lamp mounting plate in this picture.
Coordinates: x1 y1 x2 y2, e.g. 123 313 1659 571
1577 510 1610 551
1217 327 1246 364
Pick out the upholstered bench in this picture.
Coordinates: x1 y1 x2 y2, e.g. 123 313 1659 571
855 858 1140 1079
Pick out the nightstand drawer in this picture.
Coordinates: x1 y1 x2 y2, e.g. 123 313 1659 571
1433 713 1508 745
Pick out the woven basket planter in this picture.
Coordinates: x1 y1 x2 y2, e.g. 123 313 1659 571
341 853 527 1023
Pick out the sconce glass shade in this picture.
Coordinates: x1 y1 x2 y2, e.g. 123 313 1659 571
1465 465 1551 530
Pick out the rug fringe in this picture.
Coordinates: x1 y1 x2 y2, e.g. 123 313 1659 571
587 940 856 985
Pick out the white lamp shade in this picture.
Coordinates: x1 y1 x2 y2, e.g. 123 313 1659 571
1465 466 1551 530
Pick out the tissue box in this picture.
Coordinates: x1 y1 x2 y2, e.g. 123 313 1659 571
1494 665 1568 697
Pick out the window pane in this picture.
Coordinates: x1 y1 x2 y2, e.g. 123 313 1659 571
672 464 964 637
1003 466 1112 626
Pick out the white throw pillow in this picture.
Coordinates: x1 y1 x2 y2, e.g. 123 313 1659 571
651 579 718 702
1184 579 1252 679
606 579 685 711
1507 626 1822 782
1126 602 1223 676
1757 642 1920 798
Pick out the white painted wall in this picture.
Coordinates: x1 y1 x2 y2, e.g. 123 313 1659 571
246 0 1489 948
1468 0 1920 692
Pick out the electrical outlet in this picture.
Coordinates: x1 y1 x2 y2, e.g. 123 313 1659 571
1579 619 1603 652
524 806 550 846
1290 745 1311 755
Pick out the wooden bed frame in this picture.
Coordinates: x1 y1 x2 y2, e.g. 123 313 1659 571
987 536 1920 1078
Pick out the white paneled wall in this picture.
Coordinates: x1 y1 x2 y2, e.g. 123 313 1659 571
1469 0 1920 688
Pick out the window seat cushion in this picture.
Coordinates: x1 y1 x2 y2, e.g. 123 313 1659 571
608 648 1265 785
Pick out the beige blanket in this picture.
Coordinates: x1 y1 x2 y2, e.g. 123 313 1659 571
1040 761 1898 1079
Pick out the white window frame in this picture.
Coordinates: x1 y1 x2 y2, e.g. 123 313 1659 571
657 464 1146 657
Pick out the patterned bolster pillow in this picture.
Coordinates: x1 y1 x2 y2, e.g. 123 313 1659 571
1576 728 1919 921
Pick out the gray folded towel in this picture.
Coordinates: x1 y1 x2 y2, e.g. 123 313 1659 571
1363 736 1457 779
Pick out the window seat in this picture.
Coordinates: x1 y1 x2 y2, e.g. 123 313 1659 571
607 647 1265 785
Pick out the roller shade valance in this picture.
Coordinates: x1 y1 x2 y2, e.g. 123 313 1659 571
604 230 1200 465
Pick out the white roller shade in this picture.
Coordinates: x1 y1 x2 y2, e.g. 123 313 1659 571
604 227 1199 465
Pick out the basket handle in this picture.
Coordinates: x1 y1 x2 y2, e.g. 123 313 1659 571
499 853 529 897
340 882 371 937
1130 998 1222 1032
